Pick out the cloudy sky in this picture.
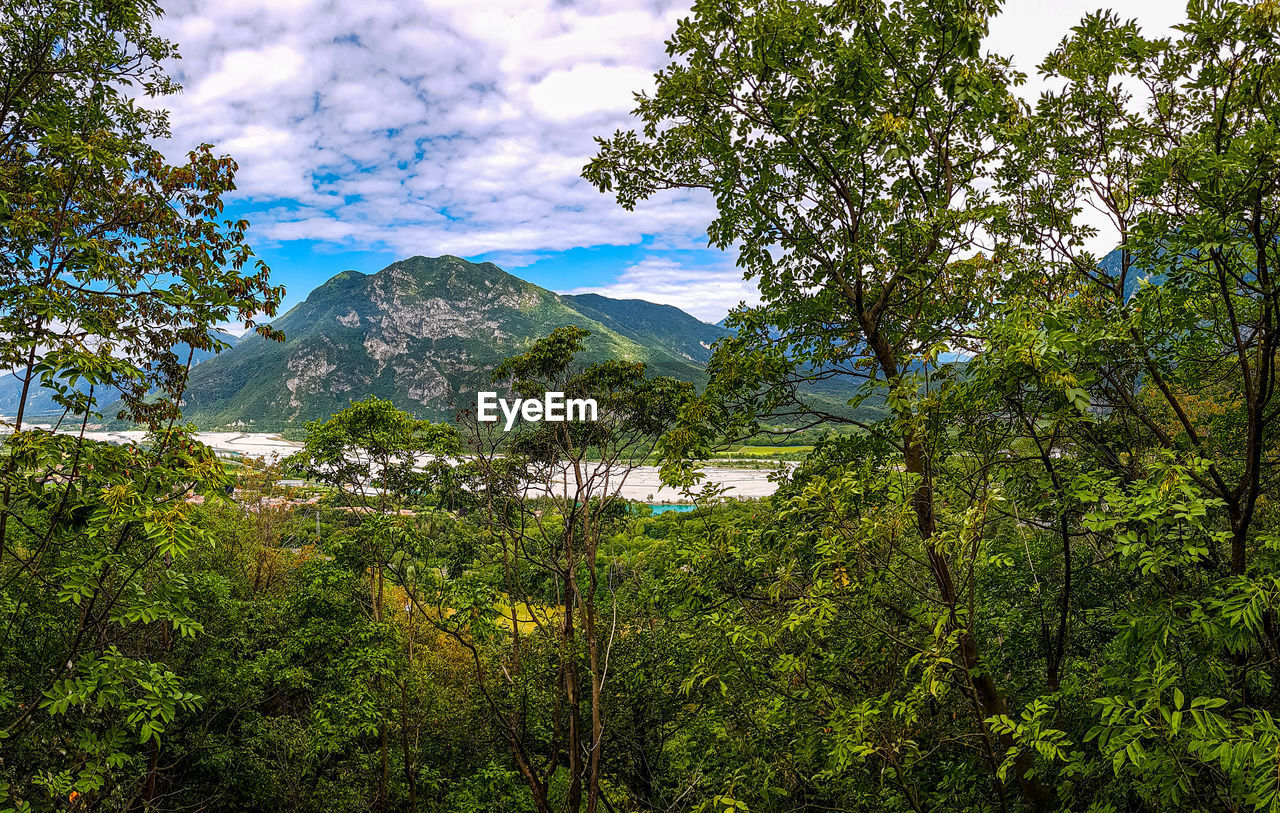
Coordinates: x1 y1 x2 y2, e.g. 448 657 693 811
154 0 1185 323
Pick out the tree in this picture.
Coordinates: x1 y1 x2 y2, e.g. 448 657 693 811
1009 1 1280 576
0 1 283 808
592 1 1280 809
287 395 460 812
0 0 283 430
983 1 1280 806
417 327 690 813
287 396 459 514
586 0 1055 806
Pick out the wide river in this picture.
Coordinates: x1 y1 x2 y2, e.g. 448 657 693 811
56 429 783 500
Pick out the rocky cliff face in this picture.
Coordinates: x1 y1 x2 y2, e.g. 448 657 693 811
178 255 731 428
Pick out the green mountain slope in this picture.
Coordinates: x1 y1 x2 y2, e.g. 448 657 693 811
560 293 725 365
179 256 733 428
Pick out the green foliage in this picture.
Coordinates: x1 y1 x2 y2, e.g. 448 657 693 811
0 0 280 807
286 395 461 506
0 0 283 429
12 1 1280 812
584 0 1280 811
0 426 232 809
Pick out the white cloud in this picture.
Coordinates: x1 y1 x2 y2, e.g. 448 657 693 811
153 0 703 261
149 0 1190 316
189 44 306 104
526 64 654 121
564 258 759 323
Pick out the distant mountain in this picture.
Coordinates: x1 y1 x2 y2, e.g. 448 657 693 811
178 256 734 428
1103 247 1161 300
174 250 1160 430
0 335 243 422
10 251 1146 430
560 293 723 364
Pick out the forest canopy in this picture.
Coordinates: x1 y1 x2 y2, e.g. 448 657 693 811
4 0 1280 812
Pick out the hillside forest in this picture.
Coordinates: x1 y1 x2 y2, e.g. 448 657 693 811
6 0 1280 811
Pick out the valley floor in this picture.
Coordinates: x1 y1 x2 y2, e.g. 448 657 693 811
7 425 784 500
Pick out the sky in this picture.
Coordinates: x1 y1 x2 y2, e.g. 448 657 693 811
153 0 1187 325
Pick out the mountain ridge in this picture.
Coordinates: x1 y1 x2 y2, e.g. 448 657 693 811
0 335 243 422
177 255 733 428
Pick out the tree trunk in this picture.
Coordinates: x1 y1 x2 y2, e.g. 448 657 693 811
563 532 584 813
867 329 1053 811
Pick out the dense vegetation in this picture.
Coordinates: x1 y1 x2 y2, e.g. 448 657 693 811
5 0 1280 811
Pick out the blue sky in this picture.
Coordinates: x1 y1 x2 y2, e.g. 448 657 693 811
153 0 1183 326
234 240 742 323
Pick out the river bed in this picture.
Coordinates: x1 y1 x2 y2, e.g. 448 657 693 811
8 427 784 499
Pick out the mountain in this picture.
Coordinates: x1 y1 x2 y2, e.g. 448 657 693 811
559 293 723 364
0 335 244 422
177 256 733 428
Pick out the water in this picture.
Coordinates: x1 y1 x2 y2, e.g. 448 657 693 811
648 504 695 515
